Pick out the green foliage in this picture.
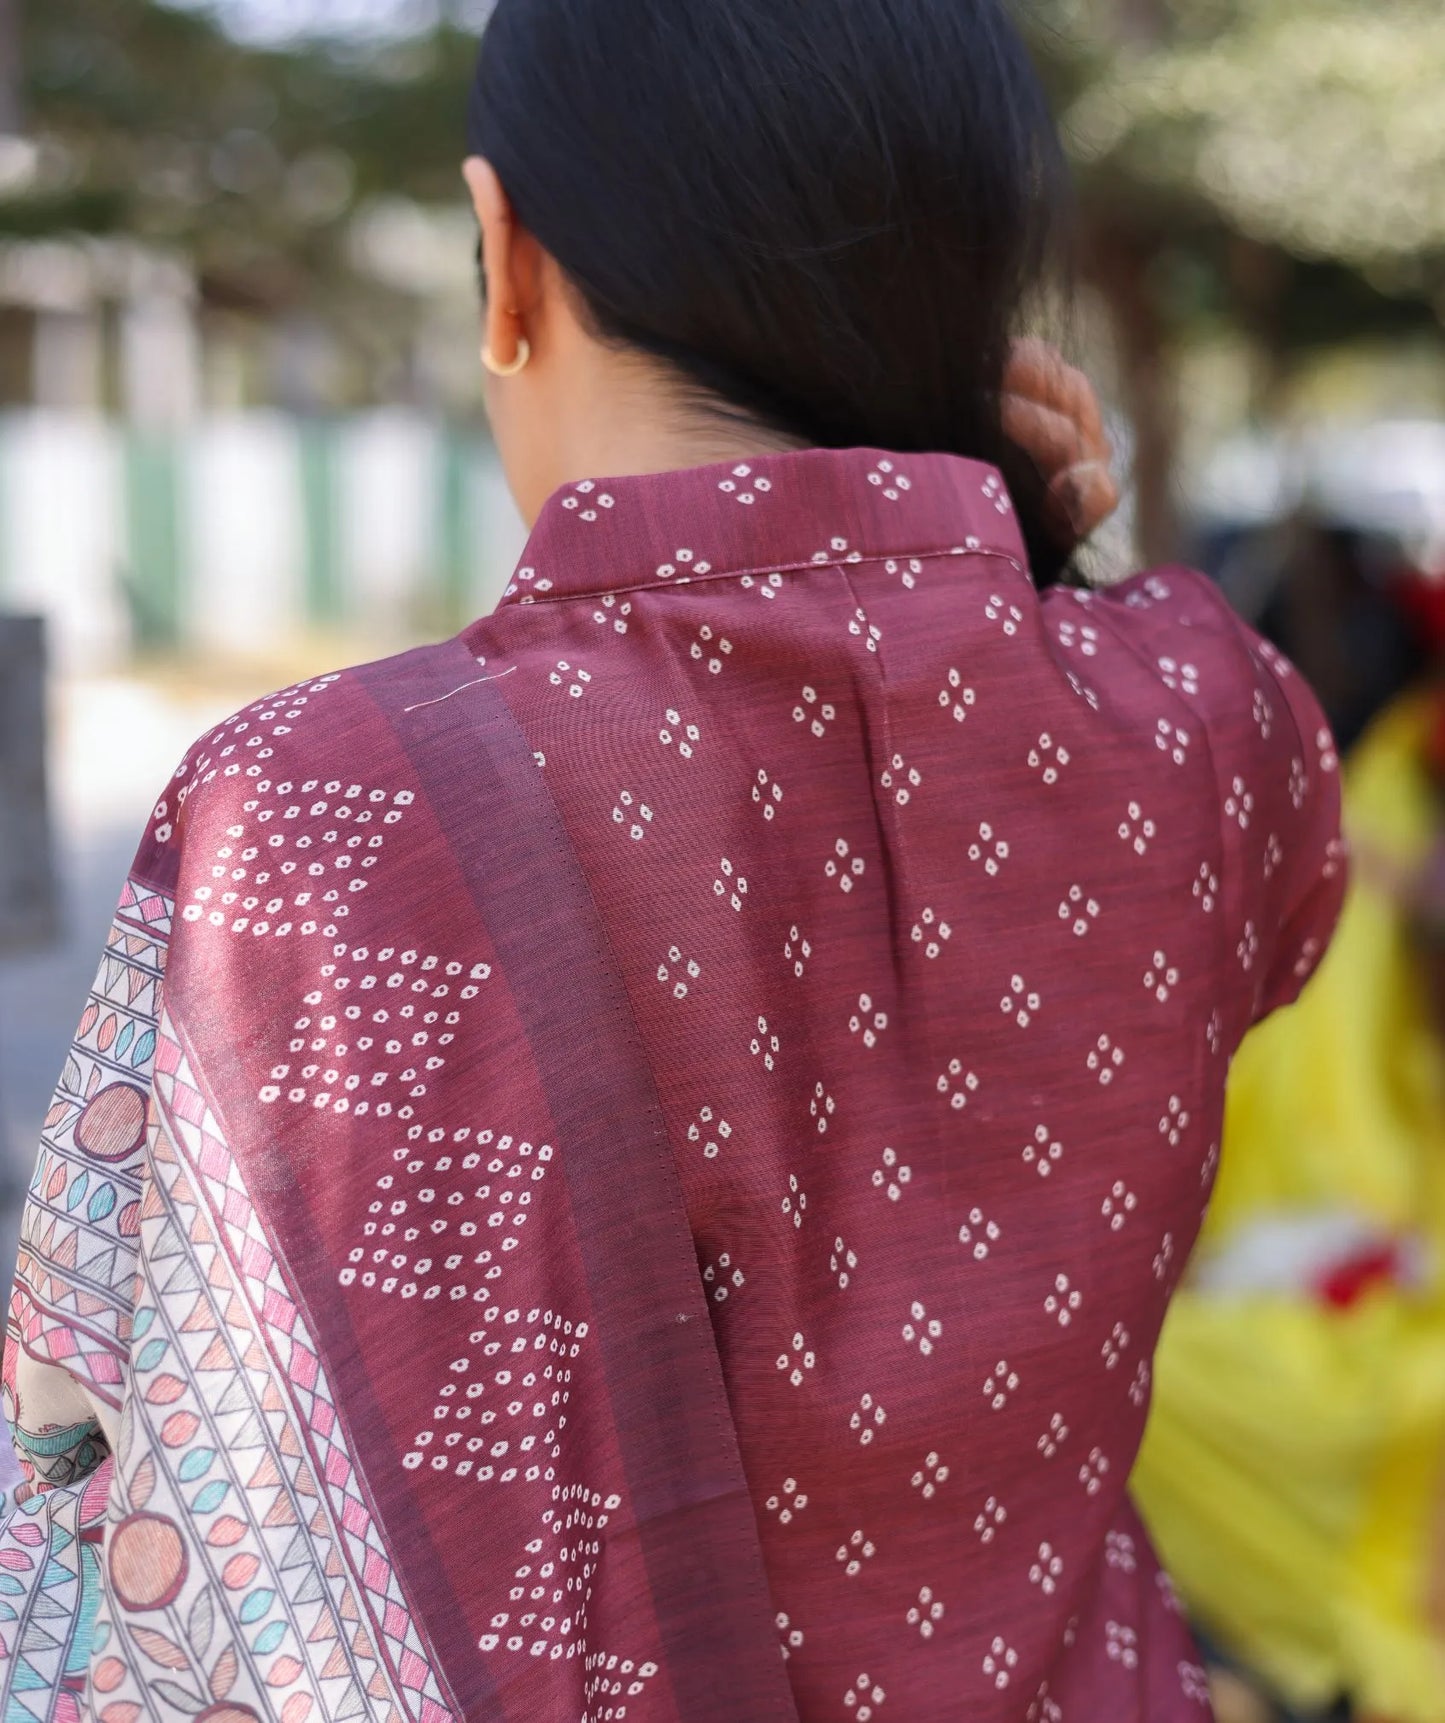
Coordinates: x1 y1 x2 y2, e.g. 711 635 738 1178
1058 0 1445 268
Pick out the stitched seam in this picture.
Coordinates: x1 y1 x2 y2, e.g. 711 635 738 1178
503 544 1027 609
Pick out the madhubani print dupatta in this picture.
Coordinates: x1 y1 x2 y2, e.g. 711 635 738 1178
0 641 799 1723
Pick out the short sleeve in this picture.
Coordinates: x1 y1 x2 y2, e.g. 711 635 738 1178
1088 567 1347 1029
1241 630 1348 1020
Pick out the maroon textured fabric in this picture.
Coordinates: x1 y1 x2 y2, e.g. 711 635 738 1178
16 447 1345 1723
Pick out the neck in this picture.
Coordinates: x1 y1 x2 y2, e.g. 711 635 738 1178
524 344 808 521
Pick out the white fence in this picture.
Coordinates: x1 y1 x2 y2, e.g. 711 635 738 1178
0 411 528 672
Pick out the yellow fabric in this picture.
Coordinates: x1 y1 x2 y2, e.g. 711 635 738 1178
1133 692 1445 1722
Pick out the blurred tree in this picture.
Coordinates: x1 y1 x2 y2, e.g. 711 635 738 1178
1026 0 1445 557
0 0 21 134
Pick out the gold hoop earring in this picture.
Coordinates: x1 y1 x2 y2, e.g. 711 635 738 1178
482 337 532 378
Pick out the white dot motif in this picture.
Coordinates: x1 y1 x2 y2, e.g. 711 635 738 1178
937 1060 979 1112
826 837 867 892
1101 1322 1129 1369
1106 1530 1138 1572
809 1084 836 1134
967 822 1009 876
881 754 922 805
985 594 1024 636
911 907 952 958
654 546 712 582
1224 776 1254 830
611 789 654 842
837 1529 878 1577
848 608 883 652
782 1174 808 1228
753 769 784 820
1037 1413 1069 1458
1143 950 1179 1003
689 624 733 675
701 1252 745 1304
659 708 700 758
750 1016 780 1071
1106 1621 1140 1670
973 1495 1006 1541
1022 1126 1062 1178
831 1236 858 1290
776 1331 815 1388
844 1674 886 1719
1087 1035 1125 1085
984 1361 1019 1410
873 1147 911 1202
559 478 615 522
765 1479 808 1524
906 1586 944 1638
1079 1447 1110 1494
1119 802 1157 855
940 668 977 722
1156 718 1191 765
959 1208 1000 1260
712 857 748 911
686 1104 731 1160
849 1394 887 1445
1060 885 1100 936
1001 974 1041 1028
868 457 912 500
591 594 631 634
656 946 700 1000
912 1452 950 1500
982 472 1013 515
902 1300 942 1356
983 1637 1019 1690
1159 1095 1191 1147
1028 733 1070 785
1044 1274 1080 1327
784 925 812 977
548 660 591 699
717 463 771 505
794 685 836 738
1101 1181 1137 1230
1158 656 1199 695
1029 1543 1063 1595
850 994 889 1048
1056 617 1099 657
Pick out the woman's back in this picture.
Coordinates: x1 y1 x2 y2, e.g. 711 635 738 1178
455 447 1342 1717
0 445 1343 1723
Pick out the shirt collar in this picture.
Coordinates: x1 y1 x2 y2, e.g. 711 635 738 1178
497 446 1028 608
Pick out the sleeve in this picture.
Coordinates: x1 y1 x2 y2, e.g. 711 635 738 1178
0 863 169 1713
1219 611 1349 1024
1088 566 1348 1030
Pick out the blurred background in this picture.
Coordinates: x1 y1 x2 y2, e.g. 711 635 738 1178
3 3 1445 1720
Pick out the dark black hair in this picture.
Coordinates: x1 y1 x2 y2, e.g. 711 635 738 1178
468 0 1076 584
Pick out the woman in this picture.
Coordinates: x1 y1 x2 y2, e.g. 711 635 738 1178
0 3 1342 1721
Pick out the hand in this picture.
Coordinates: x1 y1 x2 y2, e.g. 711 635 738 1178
1002 338 1120 548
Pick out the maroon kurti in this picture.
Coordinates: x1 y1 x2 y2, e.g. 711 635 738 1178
3 448 1343 1723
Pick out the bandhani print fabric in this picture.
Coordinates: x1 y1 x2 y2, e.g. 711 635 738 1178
1 448 1344 1723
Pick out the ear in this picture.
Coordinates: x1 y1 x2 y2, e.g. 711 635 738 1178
463 156 533 369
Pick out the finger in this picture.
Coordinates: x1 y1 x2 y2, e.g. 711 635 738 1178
1002 338 1068 409
1001 395 1088 477
1051 363 1109 456
1050 460 1120 540
1005 340 1111 459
